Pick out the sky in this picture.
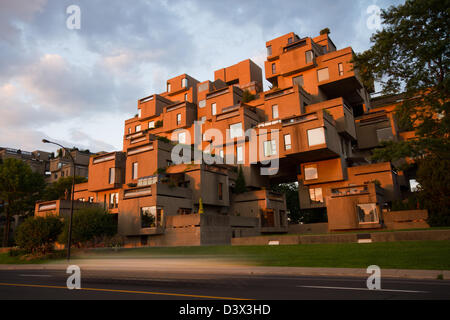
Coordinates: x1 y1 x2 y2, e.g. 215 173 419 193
0 0 404 154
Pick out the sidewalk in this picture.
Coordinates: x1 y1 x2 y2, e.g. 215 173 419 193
0 258 448 280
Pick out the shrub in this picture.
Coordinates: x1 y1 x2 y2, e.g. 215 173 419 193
15 216 63 254
58 207 117 248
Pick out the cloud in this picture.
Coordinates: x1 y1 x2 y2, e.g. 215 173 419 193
0 0 404 153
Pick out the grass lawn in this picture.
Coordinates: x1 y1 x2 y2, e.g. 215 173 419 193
1 241 449 270
75 240 450 270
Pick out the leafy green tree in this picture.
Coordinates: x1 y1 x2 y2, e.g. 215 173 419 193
0 158 45 247
353 0 449 225
42 176 87 201
58 207 117 247
15 216 63 254
271 183 301 223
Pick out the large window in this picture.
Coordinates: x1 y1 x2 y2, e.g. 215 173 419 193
267 45 272 56
356 203 379 224
141 206 163 228
284 134 292 150
229 122 243 139
138 109 142 118
148 121 155 129
182 78 188 88
263 140 277 157
317 67 329 82
211 103 217 115
292 75 304 87
305 50 314 64
307 127 326 146
272 105 279 119
132 162 138 180
304 164 318 180
309 188 323 203
135 125 141 132
108 167 115 184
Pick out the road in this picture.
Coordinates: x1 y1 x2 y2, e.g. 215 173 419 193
0 267 449 300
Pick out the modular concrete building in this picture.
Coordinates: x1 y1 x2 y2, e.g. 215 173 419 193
34 31 421 246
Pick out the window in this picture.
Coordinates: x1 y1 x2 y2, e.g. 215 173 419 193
199 99 206 108
200 116 206 123
304 164 318 180
88 197 94 203
148 121 155 129
140 206 163 228
128 127 131 134
307 127 326 146
167 83 171 92
109 193 118 209
272 105 279 119
357 203 379 224
184 93 188 101
108 167 115 184
219 149 224 159
267 45 272 56
178 131 186 144
288 37 293 44
218 183 223 200
263 140 277 157
272 63 276 74
292 75 304 87
309 188 323 203
317 67 329 82
132 162 138 179
138 109 142 118
176 113 181 125
182 78 188 88
61 171 65 177
135 125 141 132
211 103 217 116
229 123 243 139
236 146 243 163
338 63 344 76
305 50 314 64
284 134 292 150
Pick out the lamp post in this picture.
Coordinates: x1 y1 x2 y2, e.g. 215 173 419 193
42 139 75 261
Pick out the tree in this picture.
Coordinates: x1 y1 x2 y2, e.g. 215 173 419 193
353 0 450 225
58 207 117 247
271 183 301 223
320 27 330 35
0 158 45 246
15 216 63 254
42 176 87 201
234 166 247 194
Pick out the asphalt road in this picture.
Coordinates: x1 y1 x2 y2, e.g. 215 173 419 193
0 267 449 300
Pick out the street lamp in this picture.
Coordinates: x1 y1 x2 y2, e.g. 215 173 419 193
42 139 75 261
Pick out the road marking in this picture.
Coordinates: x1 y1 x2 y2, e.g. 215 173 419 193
297 285 428 293
19 274 52 277
0 282 251 300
